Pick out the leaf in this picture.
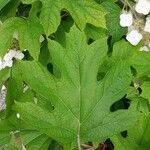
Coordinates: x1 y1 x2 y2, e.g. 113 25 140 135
102 1 127 44
29 1 42 19
22 0 106 35
84 24 107 40
132 51 150 77
38 40 50 66
95 0 118 3
0 17 43 60
111 40 136 61
0 0 10 10
112 98 150 150
0 0 20 22
0 115 51 150
0 119 15 146
14 25 138 148
112 115 150 150
0 68 10 88
141 81 150 102
25 134 51 150
54 16 74 47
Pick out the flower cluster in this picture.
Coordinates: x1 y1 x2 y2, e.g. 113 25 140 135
120 0 150 51
0 49 24 70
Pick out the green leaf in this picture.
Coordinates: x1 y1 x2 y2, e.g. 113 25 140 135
102 1 127 44
141 81 150 102
0 17 43 59
25 134 51 150
0 0 20 22
38 40 51 66
54 16 74 47
29 1 42 19
112 40 135 61
132 51 150 77
112 116 150 150
0 119 15 146
0 68 10 88
112 112 150 150
0 0 10 10
14 25 138 148
84 24 107 40
22 0 106 35
0 115 51 150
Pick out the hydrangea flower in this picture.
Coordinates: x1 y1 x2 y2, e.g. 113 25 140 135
14 51 25 60
135 0 150 15
0 49 24 70
119 0 150 51
120 11 133 27
3 50 17 61
126 29 143 45
3 59 13 68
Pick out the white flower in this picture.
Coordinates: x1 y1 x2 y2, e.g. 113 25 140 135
14 51 24 60
0 49 24 70
3 60 13 68
4 49 24 61
140 46 149 52
144 16 150 33
3 50 16 61
135 0 150 15
126 29 143 45
120 12 133 27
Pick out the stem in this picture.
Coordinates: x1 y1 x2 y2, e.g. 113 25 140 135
77 134 82 150
121 0 138 19
77 120 81 150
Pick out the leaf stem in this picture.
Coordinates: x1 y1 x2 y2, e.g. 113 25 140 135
77 134 81 150
122 0 138 19
77 121 81 150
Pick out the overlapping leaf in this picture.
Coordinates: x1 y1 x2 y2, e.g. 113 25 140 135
0 115 51 150
22 0 106 35
0 17 43 59
132 51 150 77
14 25 138 148
112 98 150 150
141 82 150 102
102 1 127 44
0 68 10 88
0 0 20 21
0 0 10 10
